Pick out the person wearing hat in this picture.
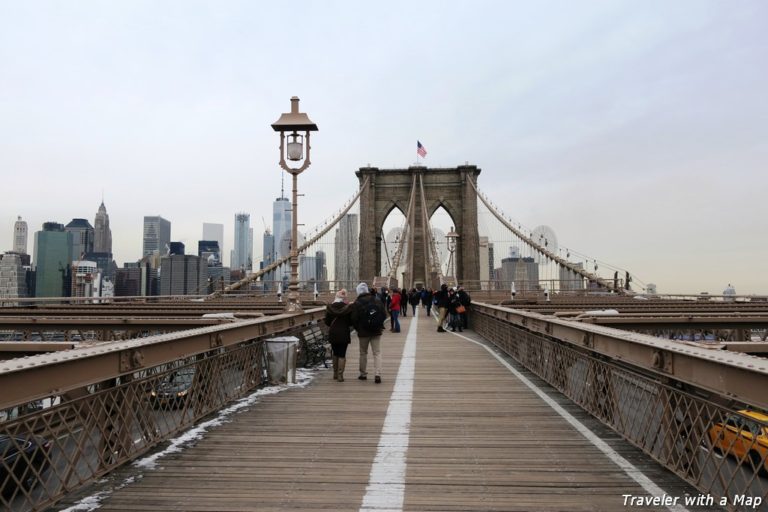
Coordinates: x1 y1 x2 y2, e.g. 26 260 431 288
351 282 387 383
324 289 355 382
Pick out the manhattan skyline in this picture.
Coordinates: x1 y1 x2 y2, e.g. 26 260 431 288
1 1 766 294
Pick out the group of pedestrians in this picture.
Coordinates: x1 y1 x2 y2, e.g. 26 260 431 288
324 283 387 383
324 282 471 383
432 284 471 333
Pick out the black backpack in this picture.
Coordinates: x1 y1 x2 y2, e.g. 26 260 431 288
359 298 385 331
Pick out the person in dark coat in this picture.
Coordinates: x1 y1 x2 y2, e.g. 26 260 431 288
448 288 463 332
434 284 450 332
400 288 408 317
325 289 355 382
457 286 471 329
351 282 387 383
408 288 420 316
422 288 434 317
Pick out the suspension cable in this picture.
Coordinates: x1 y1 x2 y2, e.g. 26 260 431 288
210 177 369 298
418 174 443 283
388 174 417 283
469 179 624 294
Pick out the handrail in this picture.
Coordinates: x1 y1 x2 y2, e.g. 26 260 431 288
473 302 768 410
0 307 325 410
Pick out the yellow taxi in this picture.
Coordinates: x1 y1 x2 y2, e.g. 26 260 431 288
708 409 768 474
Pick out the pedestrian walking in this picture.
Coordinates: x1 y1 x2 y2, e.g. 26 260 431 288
324 289 355 382
389 287 401 333
422 288 433 317
409 288 420 316
352 282 387 384
400 288 408 317
434 284 450 332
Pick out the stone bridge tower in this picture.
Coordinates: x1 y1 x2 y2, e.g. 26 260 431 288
356 165 481 288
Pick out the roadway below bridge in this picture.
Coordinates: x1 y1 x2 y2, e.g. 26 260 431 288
55 307 716 512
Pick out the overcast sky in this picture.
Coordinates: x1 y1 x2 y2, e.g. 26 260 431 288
1 1 766 294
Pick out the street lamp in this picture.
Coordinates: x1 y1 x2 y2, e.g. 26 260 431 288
445 227 459 284
271 96 318 312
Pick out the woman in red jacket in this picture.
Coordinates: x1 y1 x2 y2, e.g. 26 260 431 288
389 287 402 333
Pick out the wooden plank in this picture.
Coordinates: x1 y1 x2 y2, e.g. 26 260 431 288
63 310 707 512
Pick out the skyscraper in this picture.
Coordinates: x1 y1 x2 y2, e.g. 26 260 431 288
478 236 490 290
159 255 207 296
198 240 219 260
13 216 27 254
65 219 94 261
232 213 251 271
261 229 275 288
334 214 359 290
34 222 73 297
143 216 171 257
273 197 291 259
0 253 28 302
94 201 112 253
202 223 224 263
315 250 328 291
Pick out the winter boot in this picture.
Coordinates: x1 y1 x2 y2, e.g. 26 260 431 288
337 357 346 382
332 356 339 380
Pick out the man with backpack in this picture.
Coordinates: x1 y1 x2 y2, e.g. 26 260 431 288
352 282 387 384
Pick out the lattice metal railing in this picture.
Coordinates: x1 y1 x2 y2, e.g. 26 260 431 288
0 314 326 511
474 306 768 511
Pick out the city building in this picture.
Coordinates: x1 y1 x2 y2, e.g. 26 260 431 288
65 219 94 261
334 214 358 290
93 201 112 253
202 223 224 263
299 255 317 286
0 252 28 303
143 216 171 257
84 251 117 282
478 236 490 290
13 216 28 254
261 229 275 289
206 266 231 293
499 255 539 291
159 255 207 296
34 222 73 297
70 260 98 298
115 263 157 297
273 196 291 259
559 262 585 292
232 213 251 272
198 240 220 263
315 250 328 291
169 242 185 255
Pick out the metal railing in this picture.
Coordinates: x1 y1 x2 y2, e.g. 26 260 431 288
0 308 325 511
473 303 768 511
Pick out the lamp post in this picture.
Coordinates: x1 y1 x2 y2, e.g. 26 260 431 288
445 227 459 285
271 96 318 312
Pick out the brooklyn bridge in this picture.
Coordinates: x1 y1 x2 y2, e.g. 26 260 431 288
1 164 767 511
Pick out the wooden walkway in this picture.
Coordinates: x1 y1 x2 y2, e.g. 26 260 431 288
65 308 706 512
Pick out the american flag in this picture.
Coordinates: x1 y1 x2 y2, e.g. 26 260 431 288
417 140 427 158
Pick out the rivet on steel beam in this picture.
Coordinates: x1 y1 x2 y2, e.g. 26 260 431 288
209 333 224 348
652 351 663 370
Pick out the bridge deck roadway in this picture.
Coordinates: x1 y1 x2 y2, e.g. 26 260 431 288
63 308 709 512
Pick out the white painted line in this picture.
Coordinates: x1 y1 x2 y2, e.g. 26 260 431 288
359 311 418 512
450 331 690 512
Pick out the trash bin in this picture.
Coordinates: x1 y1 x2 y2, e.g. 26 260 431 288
265 336 299 384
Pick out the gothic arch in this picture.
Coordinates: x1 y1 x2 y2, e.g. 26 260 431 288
356 165 481 287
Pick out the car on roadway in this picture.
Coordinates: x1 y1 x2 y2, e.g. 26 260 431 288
708 409 768 475
0 434 52 497
150 366 196 409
